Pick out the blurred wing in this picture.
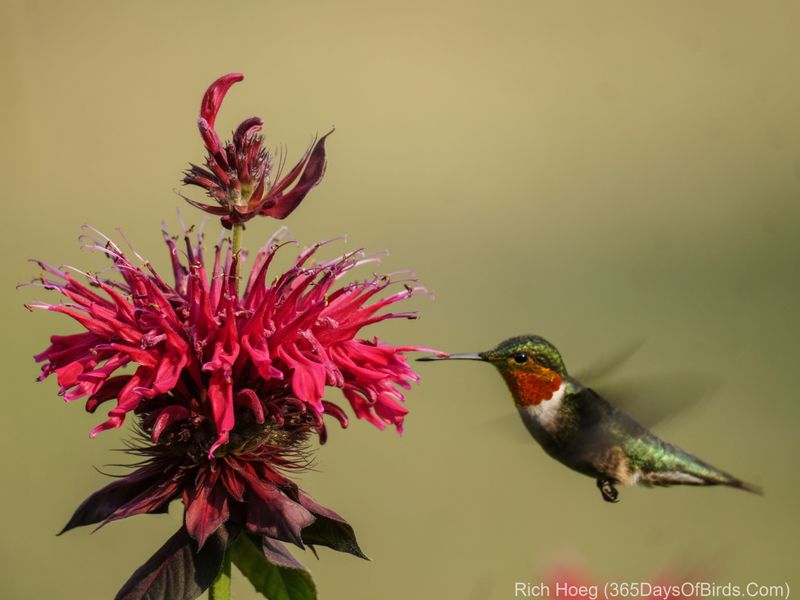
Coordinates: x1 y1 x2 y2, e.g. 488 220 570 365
575 339 720 428
592 371 721 428
574 338 645 385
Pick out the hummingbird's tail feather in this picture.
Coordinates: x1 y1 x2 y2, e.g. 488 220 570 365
677 458 764 496
632 437 763 496
641 468 763 495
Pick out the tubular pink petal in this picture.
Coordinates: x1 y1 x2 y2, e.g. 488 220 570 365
90 414 124 437
151 406 192 443
277 345 325 413
321 401 349 429
235 389 266 424
207 372 235 456
241 332 283 381
86 376 132 412
56 361 88 388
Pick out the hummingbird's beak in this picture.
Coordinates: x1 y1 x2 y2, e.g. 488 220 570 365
416 352 485 362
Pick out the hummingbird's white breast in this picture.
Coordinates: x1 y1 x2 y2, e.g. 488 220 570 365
517 381 567 434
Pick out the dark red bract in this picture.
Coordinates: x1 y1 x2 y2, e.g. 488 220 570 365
60 416 341 552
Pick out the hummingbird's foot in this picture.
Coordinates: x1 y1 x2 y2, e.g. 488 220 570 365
597 479 619 503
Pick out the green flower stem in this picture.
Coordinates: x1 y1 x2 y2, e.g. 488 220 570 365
209 549 232 600
214 215 243 600
232 222 244 257
231 222 244 293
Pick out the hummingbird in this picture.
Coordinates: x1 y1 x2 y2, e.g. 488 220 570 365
418 335 761 502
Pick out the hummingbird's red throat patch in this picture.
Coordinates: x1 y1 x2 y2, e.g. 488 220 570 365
502 365 562 407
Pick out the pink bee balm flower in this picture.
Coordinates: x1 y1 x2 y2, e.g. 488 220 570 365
30 225 431 457
27 223 436 596
182 73 330 228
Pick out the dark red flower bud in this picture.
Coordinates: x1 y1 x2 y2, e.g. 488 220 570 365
184 73 329 226
200 72 244 128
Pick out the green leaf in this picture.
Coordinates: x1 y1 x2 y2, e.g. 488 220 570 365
231 533 317 600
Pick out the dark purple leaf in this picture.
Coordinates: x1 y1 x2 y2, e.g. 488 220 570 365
59 463 174 535
244 482 315 546
298 494 367 559
103 475 182 527
115 524 238 600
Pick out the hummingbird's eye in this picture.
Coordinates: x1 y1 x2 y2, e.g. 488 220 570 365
513 352 529 364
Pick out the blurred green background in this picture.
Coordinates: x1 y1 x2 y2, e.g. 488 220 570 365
2 1 799 598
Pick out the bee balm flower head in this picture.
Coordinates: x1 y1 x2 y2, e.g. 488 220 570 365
31 224 430 457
